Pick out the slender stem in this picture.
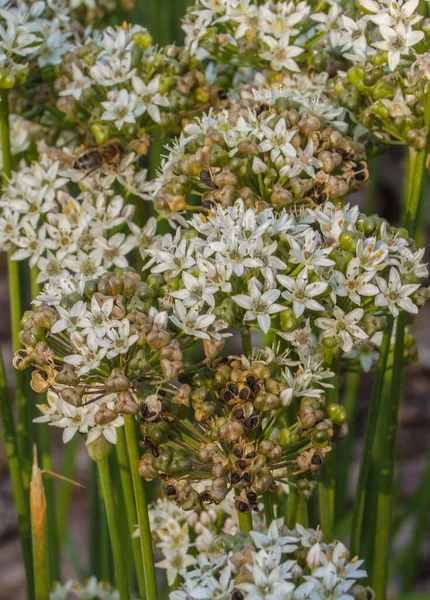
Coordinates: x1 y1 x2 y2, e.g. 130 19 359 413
116 427 147 600
318 374 339 542
123 415 158 600
39 426 60 582
286 488 299 529
263 492 275 526
350 319 394 556
369 316 405 599
97 456 129 600
0 350 34 600
30 450 49 600
56 435 79 545
336 371 360 516
318 450 335 542
237 510 253 534
240 330 252 356
0 89 30 488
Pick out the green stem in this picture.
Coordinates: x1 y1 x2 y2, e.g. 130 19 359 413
240 330 252 356
263 492 275 526
116 427 147 600
97 456 129 600
237 510 253 534
0 89 30 488
0 350 34 600
350 319 394 556
318 450 335 542
286 488 299 529
369 316 405 599
336 371 360 516
56 435 79 545
318 374 339 541
89 460 101 579
39 426 60 582
123 415 158 600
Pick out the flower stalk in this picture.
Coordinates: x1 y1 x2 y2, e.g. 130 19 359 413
0 89 30 487
123 414 158 600
0 350 34 600
89 439 129 600
115 427 147 600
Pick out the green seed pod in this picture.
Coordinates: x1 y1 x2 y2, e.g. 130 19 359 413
312 430 330 448
145 421 170 445
327 403 347 424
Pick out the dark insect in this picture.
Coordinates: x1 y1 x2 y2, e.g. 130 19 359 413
73 139 124 174
255 102 270 117
164 484 177 497
199 168 218 189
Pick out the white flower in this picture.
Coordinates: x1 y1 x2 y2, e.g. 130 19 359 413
259 117 297 162
277 270 327 317
171 272 219 308
105 319 139 358
311 3 344 47
375 267 420 316
373 22 424 70
170 300 216 339
260 34 303 72
315 307 368 352
132 75 169 123
100 89 144 130
232 277 286 334
332 258 379 305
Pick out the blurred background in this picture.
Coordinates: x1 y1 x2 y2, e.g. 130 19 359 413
0 1 430 598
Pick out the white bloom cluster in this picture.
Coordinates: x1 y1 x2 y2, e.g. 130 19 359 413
0 0 73 79
144 496 240 585
147 200 427 356
50 577 120 600
0 153 153 283
170 520 369 600
34 389 124 444
183 0 425 72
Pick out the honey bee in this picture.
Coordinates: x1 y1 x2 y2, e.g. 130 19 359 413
305 182 330 206
210 87 229 109
73 138 124 174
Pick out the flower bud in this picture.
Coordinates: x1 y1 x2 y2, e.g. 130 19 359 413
203 338 225 360
94 403 118 425
60 386 85 407
115 391 139 415
87 435 112 462
105 369 130 393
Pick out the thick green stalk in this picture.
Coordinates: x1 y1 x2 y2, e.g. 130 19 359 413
318 450 335 542
39 426 60 582
350 319 393 556
240 330 252 356
116 427 147 600
89 460 102 579
123 415 158 600
0 350 34 599
263 492 275 526
97 456 129 600
369 317 405 599
0 89 30 487
56 435 79 545
318 375 339 541
286 488 299 529
237 510 253 534
336 371 360 516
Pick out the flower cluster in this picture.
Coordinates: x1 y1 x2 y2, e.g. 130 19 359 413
18 22 229 146
50 577 120 600
146 200 428 356
183 0 426 74
147 495 241 585
0 0 74 86
153 87 368 217
0 152 152 283
171 519 373 600
13 270 188 441
138 351 343 512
